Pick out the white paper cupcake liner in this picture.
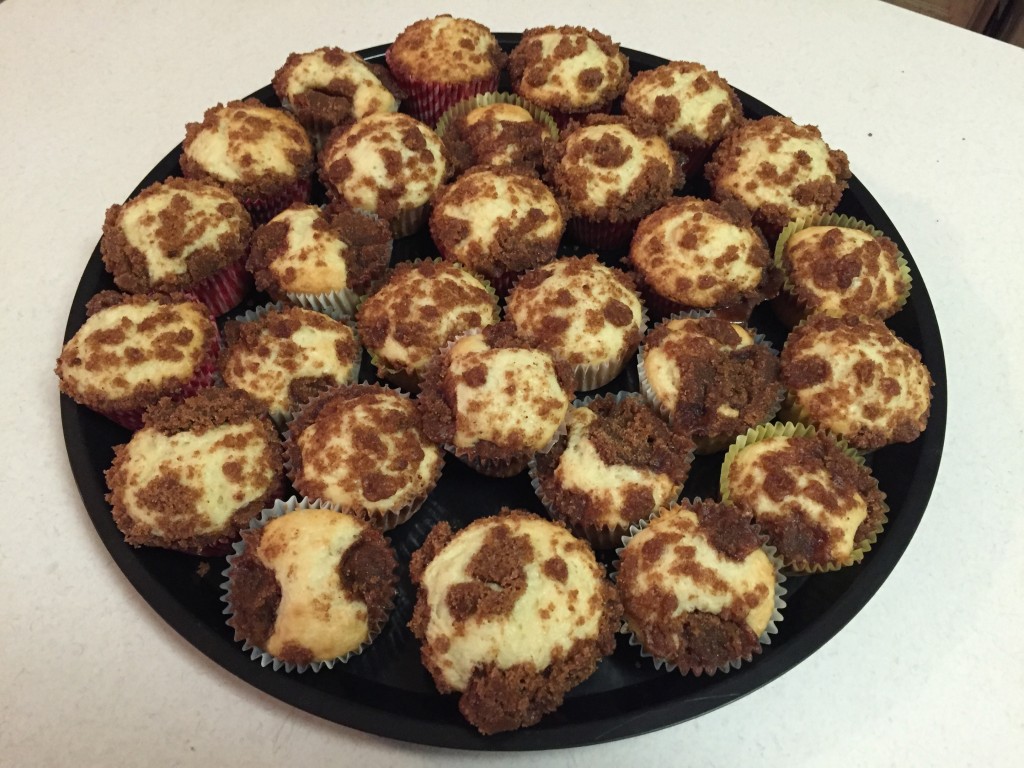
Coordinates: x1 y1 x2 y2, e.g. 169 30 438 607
219 495 394 673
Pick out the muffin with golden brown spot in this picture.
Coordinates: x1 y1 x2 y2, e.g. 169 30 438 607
56 291 220 430
549 115 679 249
623 61 744 173
409 509 621 734
385 15 506 125
638 315 783 453
505 255 646 390
246 202 393 317
773 221 911 327
180 99 314 223
319 112 450 237
508 26 630 124
628 197 781 322
418 323 575 477
429 166 564 293
721 423 888 571
706 116 850 240
272 47 404 148
100 178 253 316
220 305 361 426
780 314 932 451
532 395 694 548
227 501 397 670
285 384 443 530
356 260 499 391
439 97 556 176
617 499 780 675
104 388 284 555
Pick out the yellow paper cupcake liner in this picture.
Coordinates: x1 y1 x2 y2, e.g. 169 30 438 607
435 91 559 142
220 495 396 673
719 422 887 573
774 213 913 318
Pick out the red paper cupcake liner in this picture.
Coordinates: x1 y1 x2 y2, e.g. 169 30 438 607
568 217 639 250
189 258 253 316
241 177 311 225
385 50 500 127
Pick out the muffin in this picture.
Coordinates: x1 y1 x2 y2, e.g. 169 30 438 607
225 498 397 671
319 112 449 237
638 314 783 453
220 305 361 426
780 314 932 451
104 388 284 555
180 99 314 223
272 47 403 147
285 384 443 530
616 499 781 675
385 15 506 126
531 394 694 548
100 178 253 316
355 259 499 391
436 93 557 176
409 509 621 734
773 216 911 327
505 255 646 390
418 323 575 477
246 202 393 317
549 115 679 249
721 422 888 571
628 197 780 321
429 166 564 293
56 291 219 430
705 115 851 239
508 26 630 126
622 61 744 174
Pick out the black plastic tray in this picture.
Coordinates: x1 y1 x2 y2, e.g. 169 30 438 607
61 35 947 751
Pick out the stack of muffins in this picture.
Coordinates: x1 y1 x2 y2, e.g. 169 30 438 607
57 14 934 737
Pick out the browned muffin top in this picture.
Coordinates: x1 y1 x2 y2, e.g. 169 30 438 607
101 177 252 293
408 509 620 733
724 429 887 567
535 396 694 537
443 101 554 175
105 388 284 553
617 499 775 672
247 201 392 299
388 15 506 83
642 316 782 446
229 507 396 665
549 115 678 223
181 99 314 202
508 26 630 113
780 314 932 450
705 115 850 236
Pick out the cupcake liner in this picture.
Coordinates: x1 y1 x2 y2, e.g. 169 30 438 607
568 216 639 251
283 384 442 530
637 311 782 453
719 421 886 573
527 391 687 549
285 286 362 318
389 203 429 239
434 90 559 142
570 298 649 392
188 257 252 317
241 177 312 225
385 46 500 126
773 213 913 322
612 502 788 676
220 495 395 673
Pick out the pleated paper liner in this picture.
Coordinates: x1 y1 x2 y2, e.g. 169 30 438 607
188 257 252 317
527 391 689 549
242 176 312 225
227 302 361 429
220 496 396 673
385 44 500 127
772 213 913 327
719 421 888 573
434 90 559 143
282 383 443 531
636 310 783 453
612 500 787 677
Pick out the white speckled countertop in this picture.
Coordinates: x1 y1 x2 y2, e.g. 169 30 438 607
2 0 1022 764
